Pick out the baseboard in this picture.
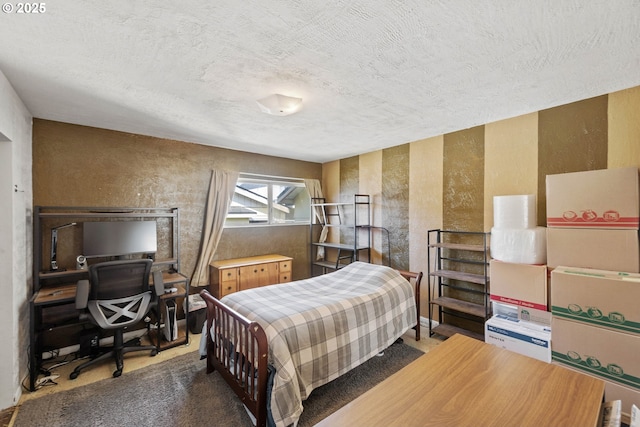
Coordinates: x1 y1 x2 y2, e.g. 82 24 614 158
420 316 438 329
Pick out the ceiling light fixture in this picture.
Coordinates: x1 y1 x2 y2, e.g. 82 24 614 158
256 94 302 116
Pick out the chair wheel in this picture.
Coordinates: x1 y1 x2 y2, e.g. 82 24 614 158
69 371 79 380
113 370 122 378
150 349 158 357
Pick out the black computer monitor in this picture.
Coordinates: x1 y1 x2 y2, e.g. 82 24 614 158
83 221 157 259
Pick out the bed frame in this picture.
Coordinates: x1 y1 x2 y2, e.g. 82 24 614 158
200 269 422 427
398 269 422 340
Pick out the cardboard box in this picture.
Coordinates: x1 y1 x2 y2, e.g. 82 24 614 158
552 317 640 391
546 167 640 229
492 301 552 326
485 315 551 363
556 364 640 425
490 259 549 310
605 380 640 426
546 228 640 272
551 266 640 335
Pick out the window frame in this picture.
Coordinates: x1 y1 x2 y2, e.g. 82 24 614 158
224 173 311 228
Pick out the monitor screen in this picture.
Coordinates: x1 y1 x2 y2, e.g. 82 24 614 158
83 221 157 258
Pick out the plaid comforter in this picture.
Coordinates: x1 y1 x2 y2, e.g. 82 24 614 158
220 262 417 427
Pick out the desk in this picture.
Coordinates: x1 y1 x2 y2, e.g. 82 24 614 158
29 271 188 391
316 334 605 427
29 283 81 391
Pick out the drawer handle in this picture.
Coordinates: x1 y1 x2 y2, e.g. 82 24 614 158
254 269 258 273
283 276 288 280
261 268 264 272
226 272 232 277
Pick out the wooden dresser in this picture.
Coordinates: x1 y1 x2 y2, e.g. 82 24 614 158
209 254 293 299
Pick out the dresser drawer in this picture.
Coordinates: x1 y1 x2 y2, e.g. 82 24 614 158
220 268 237 282
219 280 237 297
279 272 291 283
279 260 291 273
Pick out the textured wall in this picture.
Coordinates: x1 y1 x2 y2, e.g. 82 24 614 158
608 86 640 168
381 144 410 270
359 151 383 264
338 156 359 254
32 120 322 282
339 156 359 202
484 113 538 231
409 136 443 318
443 126 485 232
325 84 640 324
215 226 309 279
537 95 608 224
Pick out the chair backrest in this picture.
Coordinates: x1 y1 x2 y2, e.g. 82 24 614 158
86 259 154 330
89 259 152 300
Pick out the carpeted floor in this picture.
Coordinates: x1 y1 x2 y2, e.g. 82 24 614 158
13 340 423 427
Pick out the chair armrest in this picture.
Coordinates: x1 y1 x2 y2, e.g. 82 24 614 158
152 270 164 297
75 279 90 309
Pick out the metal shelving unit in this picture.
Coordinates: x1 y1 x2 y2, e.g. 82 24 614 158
309 194 371 275
428 229 490 341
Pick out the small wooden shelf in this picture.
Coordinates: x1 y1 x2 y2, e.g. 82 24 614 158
312 242 370 251
312 260 346 270
428 242 488 252
39 269 88 279
33 284 77 305
430 296 486 318
153 272 188 288
152 275 189 352
159 284 187 299
39 258 179 279
431 323 484 341
148 324 188 351
429 269 488 285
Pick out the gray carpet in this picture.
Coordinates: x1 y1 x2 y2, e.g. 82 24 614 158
14 341 423 427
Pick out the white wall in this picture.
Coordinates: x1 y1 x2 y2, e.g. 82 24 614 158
0 69 32 410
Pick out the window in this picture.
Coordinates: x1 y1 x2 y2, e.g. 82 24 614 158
225 174 311 227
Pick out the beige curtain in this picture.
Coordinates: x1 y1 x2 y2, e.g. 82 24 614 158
191 169 239 287
304 179 328 261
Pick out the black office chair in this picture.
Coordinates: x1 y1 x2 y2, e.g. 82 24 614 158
70 259 163 379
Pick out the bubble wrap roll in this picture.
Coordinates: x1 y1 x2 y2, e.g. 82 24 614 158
490 226 547 264
493 194 537 229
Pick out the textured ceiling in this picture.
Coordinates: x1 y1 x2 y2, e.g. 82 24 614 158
1 1 640 163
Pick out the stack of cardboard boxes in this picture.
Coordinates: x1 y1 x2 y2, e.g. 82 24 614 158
485 194 552 363
546 166 640 421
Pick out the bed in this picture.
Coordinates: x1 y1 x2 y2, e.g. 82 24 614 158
199 261 421 427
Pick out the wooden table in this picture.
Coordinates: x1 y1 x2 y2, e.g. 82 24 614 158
315 334 605 427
